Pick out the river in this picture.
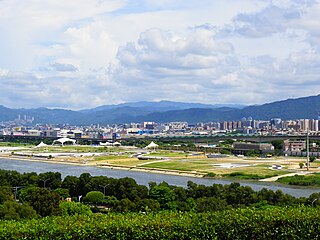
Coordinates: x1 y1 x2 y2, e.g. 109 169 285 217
1 158 319 197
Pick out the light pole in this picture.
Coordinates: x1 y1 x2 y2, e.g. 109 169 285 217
78 195 82 202
99 185 108 195
312 198 318 207
39 178 50 188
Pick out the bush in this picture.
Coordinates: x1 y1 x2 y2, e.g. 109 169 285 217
310 156 317 162
0 207 320 239
59 201 92 216
204 172 216 178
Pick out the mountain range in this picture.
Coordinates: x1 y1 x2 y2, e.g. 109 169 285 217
0 95 319 124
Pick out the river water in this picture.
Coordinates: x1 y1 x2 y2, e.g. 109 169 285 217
1 158 319 198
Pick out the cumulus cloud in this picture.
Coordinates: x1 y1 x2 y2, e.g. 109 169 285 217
0 70 121 109
0 0 319 109
117 27 233 72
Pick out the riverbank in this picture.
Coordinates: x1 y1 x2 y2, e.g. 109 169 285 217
1 157 320 197
1 154 206 178
1 153 318 183
96 163 205 178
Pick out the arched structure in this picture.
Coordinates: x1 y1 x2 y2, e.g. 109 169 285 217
52 137 76 146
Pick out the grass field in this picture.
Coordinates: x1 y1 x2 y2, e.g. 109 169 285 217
6 145 317 180
146 151 190 157
0 142 33 147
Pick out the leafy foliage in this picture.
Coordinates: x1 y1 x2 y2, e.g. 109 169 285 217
59 201 92 216
0 207 320 239
277 173 320 186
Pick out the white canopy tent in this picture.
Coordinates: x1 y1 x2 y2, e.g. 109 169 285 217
35 141 48 148
99 142 113 146
52 137 76 146
113 142 121 146
145 141 159 150
99 142 121 147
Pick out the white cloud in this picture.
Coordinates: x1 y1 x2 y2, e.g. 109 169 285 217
0 0 319 109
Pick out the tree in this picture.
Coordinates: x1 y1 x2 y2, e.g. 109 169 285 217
220 149 231 155
135 198 160 212
53 188 70 199
149 185 177 210
18 187 61 217
38 172 62 189
309 156 317 162
78 173 92 195
271 140 284 155
196 197 228 212
113 198 136 213
0 186 13 204
246 150 260 157
84 191 105 205
62 175 80 197
0 201 37 220
59 201 92 216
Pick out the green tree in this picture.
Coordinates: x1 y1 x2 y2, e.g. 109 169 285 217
149 185 177 210
59 201 92 216
0 186 13 204
53 188 70 199
310 156 317 162
18 187 61 217
196 197 228 212
0 201 37 220
62 175 80 197
135 198 160 212
84 191 104 205
38 172 62 189
113 198 136 213
271 140 284 155
246 150 260 157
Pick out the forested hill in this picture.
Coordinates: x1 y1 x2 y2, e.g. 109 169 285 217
0 95 319 124
137 94 320 123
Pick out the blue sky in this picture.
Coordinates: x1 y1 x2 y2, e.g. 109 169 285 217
0 0 319 109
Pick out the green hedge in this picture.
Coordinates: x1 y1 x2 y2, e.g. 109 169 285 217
0 207 320 239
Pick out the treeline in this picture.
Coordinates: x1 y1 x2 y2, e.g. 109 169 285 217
1 207 320 239
0 169 320 220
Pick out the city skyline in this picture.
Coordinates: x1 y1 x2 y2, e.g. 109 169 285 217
0 0 320 109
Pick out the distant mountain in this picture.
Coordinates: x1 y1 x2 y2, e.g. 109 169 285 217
80 101 245 113
0 95 318 124
137 95 320 123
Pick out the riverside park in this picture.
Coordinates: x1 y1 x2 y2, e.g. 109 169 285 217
1 139 318 183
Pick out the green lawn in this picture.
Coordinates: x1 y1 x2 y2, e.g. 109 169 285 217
0 142 33 147
146 151 188 157
140 159 291 178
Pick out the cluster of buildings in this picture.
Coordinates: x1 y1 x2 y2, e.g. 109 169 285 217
1 117 320 139
216 118 320 135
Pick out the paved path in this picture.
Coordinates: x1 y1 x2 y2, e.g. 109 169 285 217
136 159 171 166
260 172 311 182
